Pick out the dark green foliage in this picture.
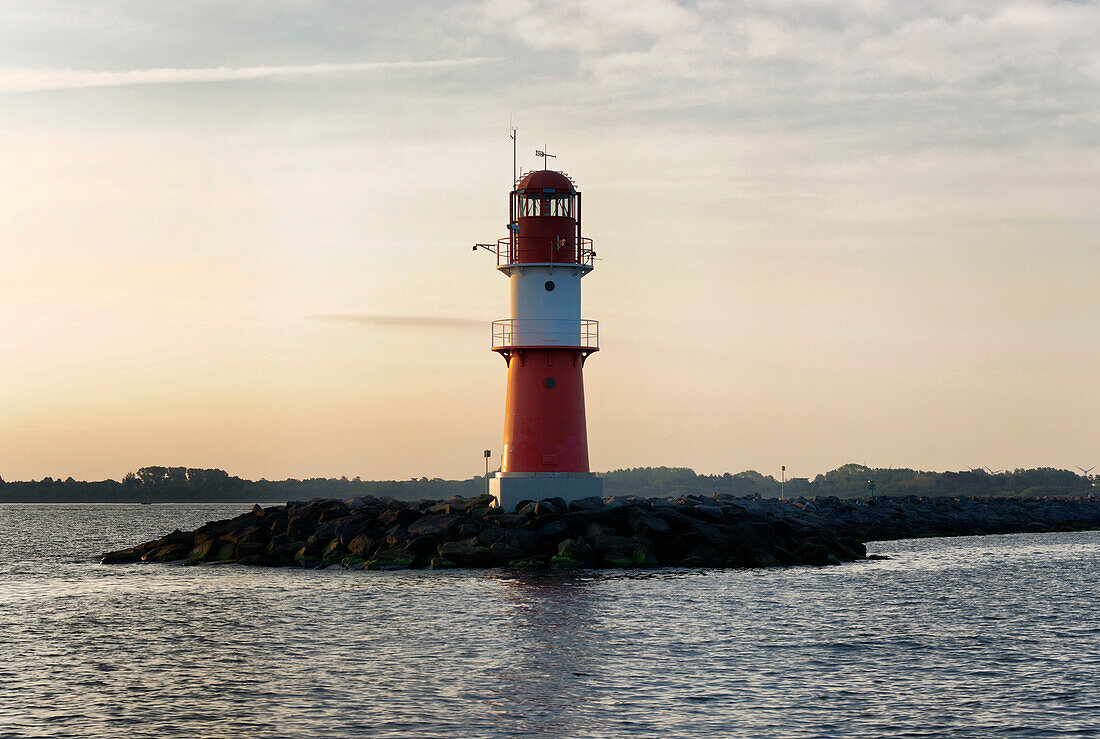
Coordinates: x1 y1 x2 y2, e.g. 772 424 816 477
1 464 1094 502
602 464 1093 499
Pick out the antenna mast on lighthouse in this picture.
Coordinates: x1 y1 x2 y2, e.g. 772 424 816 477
509 115 517 186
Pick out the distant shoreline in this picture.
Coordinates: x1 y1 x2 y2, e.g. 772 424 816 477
0 500 284 505
1 463 1094 504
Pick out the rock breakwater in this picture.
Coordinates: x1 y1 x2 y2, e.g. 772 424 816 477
101 494 1100 571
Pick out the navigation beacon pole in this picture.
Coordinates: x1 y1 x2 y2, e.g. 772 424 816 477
475 148 602 510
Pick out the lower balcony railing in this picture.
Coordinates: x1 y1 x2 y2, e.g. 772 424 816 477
492 319 598 349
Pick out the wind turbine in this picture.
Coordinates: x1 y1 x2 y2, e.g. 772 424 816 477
1077 465 1095 477
984 466 1004 475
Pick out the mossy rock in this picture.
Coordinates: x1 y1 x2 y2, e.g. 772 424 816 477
321 541 347 566
237 554 262 565
437 541 494 567
213 543 237 562
366 551 415 570
632 548 658 567
602 553 634 568
678 555 706 567
234 542 265 560
294 547 321 568
340 555 365 568
429 558 457 569
507 558 545 569
186 538 224 563
550 555 583 569
142 543 192 562
101 550 142 564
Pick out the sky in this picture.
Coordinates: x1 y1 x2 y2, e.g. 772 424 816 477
1 0 1097 483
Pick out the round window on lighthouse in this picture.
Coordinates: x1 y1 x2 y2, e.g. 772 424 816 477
544 377 556 389
544 280 555 292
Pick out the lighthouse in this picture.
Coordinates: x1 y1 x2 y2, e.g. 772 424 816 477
482 163 603 510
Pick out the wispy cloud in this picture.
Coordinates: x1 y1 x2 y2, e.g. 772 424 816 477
460 0 1100 144
0 57 502 94
310 314 484 330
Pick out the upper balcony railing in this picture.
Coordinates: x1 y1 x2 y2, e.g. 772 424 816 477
496 236 595 268
492 319 599 350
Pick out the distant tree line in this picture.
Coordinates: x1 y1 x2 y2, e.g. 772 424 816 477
601 463 1094 499
0 463 1093 503
0 466 486 503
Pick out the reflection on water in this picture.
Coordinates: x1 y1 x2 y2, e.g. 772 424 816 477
1 504 1099 738
487 575 600 736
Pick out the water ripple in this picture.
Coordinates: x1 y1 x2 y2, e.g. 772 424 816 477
1 504 1099 737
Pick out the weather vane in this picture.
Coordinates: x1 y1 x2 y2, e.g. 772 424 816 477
535 147 556 170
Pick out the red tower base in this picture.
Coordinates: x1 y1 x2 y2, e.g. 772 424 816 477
489 472 603 511
498 348 592 473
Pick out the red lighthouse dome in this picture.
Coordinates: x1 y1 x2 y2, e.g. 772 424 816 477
515 169 574 191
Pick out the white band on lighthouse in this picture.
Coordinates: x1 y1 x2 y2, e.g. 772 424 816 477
506 264 583 345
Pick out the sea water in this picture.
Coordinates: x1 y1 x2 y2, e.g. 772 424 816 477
1 503 1098 738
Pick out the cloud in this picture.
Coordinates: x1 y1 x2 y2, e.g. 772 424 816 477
0 57 503 94
459 0 1100 145
310 314 484 330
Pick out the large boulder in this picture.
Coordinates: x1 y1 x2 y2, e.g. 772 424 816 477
503 528 539 553
365 549 415 570
629 509 672 538
294 546 321 568
464 494 496 512
346 534 378 558
679 545 723 568
557 538 595 565
286 515 315 542
235 542 266 560
227 525 268 545
536 520 570 540
567 496 604 512
592 533 637 554
489 542 525 564
321 540 347 566
403 535 441 556
316 504 351 524
378 507 420 529
267 534 292 556
334 514 376 546
534 497 567 515
101 547 144 564
438 541 494 568
407 514 462 538
268 517 289 537
188 538 235 563
477 526 507 547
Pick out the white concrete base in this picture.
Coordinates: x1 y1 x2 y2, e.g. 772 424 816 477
489 472 603 511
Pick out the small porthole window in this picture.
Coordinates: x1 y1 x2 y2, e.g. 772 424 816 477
544 280 556 292
544 377 556 388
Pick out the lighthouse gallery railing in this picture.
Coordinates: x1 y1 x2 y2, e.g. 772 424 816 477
492 319 599 349
496 236 595 267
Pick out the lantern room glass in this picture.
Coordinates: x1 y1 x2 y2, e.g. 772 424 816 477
516 193 574 218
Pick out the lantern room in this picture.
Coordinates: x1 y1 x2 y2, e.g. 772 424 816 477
503 169 590 265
